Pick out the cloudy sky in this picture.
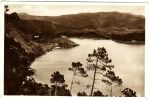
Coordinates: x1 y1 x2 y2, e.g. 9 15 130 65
8 3 145 16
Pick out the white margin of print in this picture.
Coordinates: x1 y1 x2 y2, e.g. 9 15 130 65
0 1 149 100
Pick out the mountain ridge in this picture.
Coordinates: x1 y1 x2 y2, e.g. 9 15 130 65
18 11 144 19
18 11 144 31
18 11 145 43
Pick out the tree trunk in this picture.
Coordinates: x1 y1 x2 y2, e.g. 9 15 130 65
55 82 58 96
90 59 98 96
110 86 112 96
70 72 75 92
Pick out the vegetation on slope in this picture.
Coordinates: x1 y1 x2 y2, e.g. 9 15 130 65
4 6 143 96
4 7 76 95
18 12 145 43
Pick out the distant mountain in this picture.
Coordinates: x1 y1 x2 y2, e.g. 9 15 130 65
18 12 145 43
19 12 144 29
4 11 145 95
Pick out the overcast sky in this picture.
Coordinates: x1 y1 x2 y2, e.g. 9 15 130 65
8 3 145 16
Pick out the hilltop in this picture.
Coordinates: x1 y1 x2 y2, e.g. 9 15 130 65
18 12 145 43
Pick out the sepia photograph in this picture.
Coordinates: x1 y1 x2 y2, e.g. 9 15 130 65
4 2 145 96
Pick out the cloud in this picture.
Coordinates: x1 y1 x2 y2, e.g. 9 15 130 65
9 4 145 16
21 6 49 15
22 5 32 10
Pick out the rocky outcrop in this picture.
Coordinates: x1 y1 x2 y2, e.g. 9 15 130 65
5 12 78 57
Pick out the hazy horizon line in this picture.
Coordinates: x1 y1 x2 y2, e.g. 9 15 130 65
14 11 145 17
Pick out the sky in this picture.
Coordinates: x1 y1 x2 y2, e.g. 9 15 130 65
8 3 145 16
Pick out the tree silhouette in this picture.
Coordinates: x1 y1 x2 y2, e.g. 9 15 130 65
102 70 123 96
77 90 104 96
50 71 71 96
86 47 122 96
93 90 104 96
50 85 71 96
121 88 136 97
50 71 65 83
77 91 87 96
50 71 65 95
69 47 136 96
5 5 9 14
18 78 50 95
68 62 88 92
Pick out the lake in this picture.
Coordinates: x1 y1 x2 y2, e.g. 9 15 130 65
30 38 144 96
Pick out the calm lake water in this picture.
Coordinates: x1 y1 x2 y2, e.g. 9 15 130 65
31 38 144 96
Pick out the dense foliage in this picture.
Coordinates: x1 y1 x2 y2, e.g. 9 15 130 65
4 6 139 96
4 36 34 94
4 13 71 95
50 71 71 96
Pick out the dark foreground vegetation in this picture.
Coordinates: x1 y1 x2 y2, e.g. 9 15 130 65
4 26 72 95
4 34 137 96
4 5 75 95
4 5 142 96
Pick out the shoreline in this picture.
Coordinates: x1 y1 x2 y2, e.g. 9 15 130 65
69 37 145 44
33 37 144 60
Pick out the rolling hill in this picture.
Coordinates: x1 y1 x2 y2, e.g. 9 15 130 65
18 12 145 43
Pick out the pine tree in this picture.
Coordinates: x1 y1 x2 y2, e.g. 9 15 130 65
69 47 136 96
50 71 71 96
